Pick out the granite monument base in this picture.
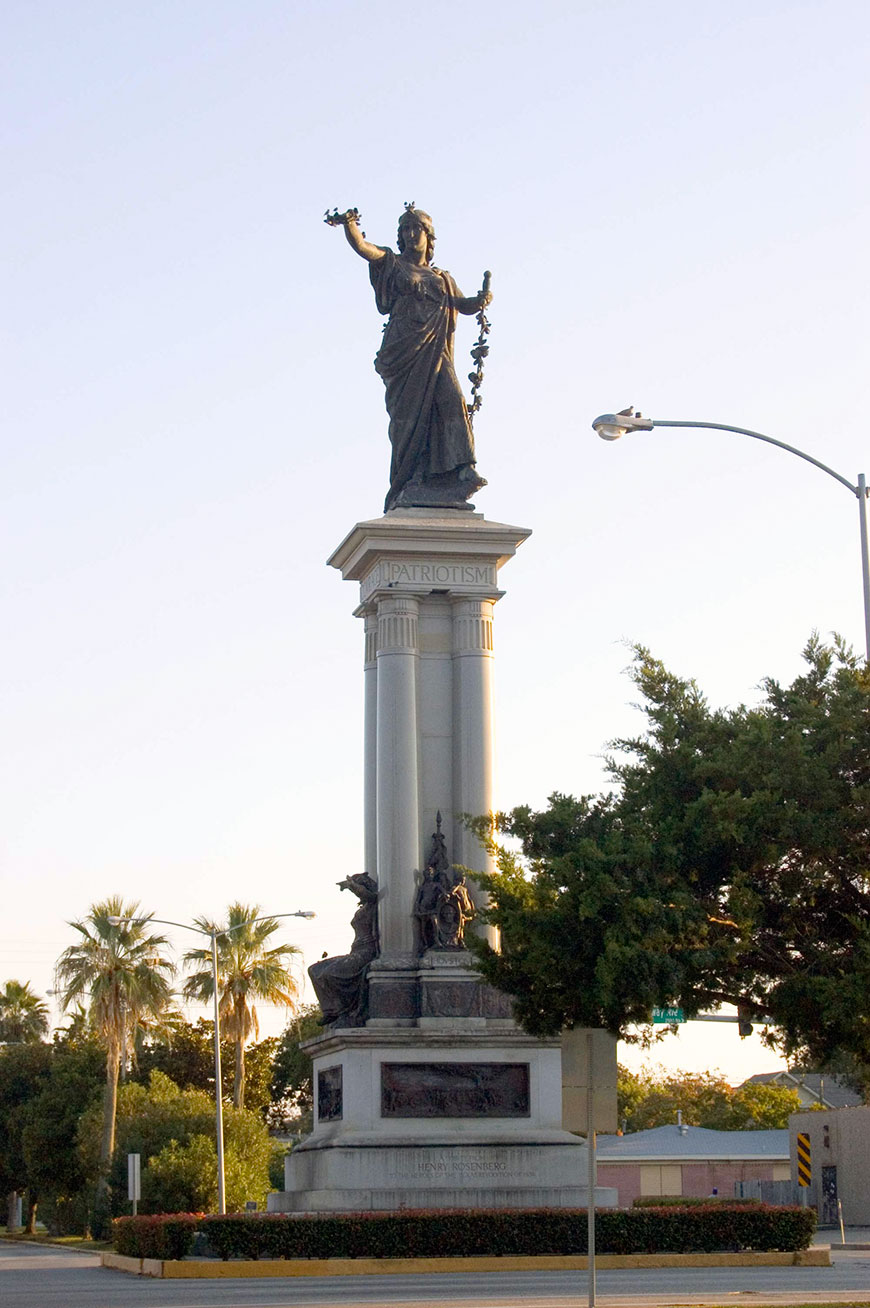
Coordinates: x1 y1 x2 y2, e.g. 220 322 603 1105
269 1007 617 1212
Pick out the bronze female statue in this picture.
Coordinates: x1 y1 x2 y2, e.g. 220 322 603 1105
326 205 492 512
309 873 379 1027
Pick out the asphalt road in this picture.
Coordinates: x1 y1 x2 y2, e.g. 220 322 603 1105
2 1240 870 1308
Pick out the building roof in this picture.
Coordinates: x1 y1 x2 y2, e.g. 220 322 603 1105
597 1124 789 1162
741 1069 862 1109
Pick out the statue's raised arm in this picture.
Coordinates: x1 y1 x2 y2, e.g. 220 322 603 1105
325 202 491 513
324 208 386 264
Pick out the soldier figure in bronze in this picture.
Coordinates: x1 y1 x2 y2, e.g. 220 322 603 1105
437 870 475 949
325 204 492 512
413 864 444 954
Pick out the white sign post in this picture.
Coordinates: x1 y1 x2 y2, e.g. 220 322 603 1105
127 1153 141 1217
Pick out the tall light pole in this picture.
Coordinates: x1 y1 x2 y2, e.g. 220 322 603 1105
108 908 315 1214
592 410 870 662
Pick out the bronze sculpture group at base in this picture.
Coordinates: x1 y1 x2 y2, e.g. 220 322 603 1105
414 865 475 953
325 203 492 513
309 814 476 1026
413 812 475 954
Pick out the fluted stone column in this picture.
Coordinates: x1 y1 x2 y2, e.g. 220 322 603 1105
362 607 378 879
329 511 531 973
375 593 420 961
452 597 498 948
417 596 454 859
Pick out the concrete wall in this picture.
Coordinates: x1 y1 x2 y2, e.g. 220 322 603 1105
790 1106 870 1225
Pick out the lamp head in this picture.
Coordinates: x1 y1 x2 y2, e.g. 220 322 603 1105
107 915 123 926
593 408 655 440
296 911 316 919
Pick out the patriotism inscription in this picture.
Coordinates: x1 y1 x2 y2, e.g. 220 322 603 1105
381 1062 530 1118
361 559 497 602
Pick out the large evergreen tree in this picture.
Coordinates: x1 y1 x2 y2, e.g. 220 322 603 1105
0 1043 52 1231
270 1004 323 1133
469 637 870 1066
134 1018 280 1115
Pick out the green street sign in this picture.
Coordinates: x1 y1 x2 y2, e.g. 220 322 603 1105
652 1006 685 1023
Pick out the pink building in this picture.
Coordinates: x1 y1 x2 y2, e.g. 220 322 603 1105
596 1124 790 1207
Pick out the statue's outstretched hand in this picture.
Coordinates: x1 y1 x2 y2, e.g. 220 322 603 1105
324 207 361 228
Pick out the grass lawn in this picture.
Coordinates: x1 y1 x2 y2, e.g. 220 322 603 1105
1 1231 112 1252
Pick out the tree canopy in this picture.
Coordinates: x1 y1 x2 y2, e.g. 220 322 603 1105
270 1003 323 1134
78 1069 273 1214
134 1017 279 1116
617 1065 803 1132
468 637 870 1067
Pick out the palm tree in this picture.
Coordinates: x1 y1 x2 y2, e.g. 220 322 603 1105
182 903 300 1108
0 980 49 1043
54 896 175 1211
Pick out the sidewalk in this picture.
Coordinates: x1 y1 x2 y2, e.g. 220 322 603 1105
817 1223 870 1248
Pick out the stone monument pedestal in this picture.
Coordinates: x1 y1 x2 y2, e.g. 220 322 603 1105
276 1016 602 1211
270 508 617 1213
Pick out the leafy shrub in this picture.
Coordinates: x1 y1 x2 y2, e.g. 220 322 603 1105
144 1135 217 1215
107 1204 814 1260
268 1143 286 1192
81 1071 273 1216
40 1191 91 1237
113 1214 199 1260
609 1205 814 1253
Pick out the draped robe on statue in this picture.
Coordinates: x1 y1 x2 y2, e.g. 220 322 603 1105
370 250 478 511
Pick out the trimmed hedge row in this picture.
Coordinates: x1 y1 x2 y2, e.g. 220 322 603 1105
113 1204 815 1261
633 1195 761 1208
113 1214 200 1260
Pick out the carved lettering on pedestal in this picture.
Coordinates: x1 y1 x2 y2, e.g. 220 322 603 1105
317 1065 343 1122
386 1152 536 1181
381 1062 530 1118
362 560 497 602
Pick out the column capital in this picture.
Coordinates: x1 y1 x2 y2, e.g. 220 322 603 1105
363 607 378 669
451 596 494 655
377 593 419 655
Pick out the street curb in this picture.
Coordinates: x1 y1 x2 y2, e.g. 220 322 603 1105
101 1248 830 1278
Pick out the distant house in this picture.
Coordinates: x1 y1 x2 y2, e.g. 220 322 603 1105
742 1069 862 1110
596 1124 790 1207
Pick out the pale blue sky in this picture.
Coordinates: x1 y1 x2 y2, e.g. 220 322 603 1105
4 0 869 1080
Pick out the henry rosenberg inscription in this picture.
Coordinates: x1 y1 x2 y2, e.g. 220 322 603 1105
381 1062 530 1118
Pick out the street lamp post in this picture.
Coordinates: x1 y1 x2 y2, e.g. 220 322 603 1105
108 908 315 1214
592 410 870 662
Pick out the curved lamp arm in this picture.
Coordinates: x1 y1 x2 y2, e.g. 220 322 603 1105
592 409 870 661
